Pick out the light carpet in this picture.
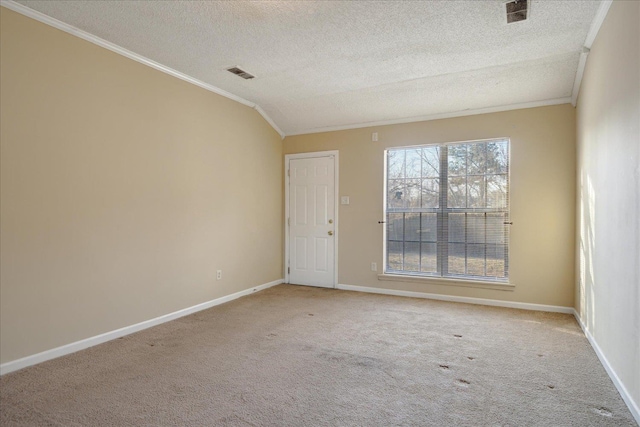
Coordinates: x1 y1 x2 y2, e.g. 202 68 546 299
0 284 636 426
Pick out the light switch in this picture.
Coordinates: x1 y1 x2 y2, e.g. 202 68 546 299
341 196 350 205
372 132 378 142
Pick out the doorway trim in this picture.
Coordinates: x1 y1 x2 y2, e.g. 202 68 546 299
284 151 339 288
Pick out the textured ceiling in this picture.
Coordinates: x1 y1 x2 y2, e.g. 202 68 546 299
13 0 602 136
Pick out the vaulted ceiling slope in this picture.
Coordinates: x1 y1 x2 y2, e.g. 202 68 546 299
10 1 602 136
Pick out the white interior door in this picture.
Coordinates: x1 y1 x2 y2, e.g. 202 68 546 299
288 155 336 288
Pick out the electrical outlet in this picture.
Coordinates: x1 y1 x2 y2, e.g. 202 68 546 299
216 270 222 280
371 262 377 272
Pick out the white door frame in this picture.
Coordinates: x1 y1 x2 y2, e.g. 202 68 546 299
284 151 339 287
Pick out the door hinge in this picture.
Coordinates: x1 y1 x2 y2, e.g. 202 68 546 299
288 218 290 226
288 267 290 274
287 169 290 177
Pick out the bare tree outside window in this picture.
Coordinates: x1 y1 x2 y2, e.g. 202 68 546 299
385 139 510 281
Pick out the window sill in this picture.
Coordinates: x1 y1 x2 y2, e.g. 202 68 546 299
378 273 515 291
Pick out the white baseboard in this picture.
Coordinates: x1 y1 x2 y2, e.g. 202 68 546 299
0 279 283 376
335 284 639 423
336 283 574 313
572 309 640 425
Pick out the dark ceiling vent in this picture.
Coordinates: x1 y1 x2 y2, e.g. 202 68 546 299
227 66 255 80
506 0 528 23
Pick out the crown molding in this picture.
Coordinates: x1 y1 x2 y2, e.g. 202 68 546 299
2 0 609 139
286 97 572 137
571 0 613 106
0 0 286 139
254 105 285 140
584 0 613 49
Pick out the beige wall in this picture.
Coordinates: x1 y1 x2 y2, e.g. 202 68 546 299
576 0 639 412
284 104 576 307
0 9 283 364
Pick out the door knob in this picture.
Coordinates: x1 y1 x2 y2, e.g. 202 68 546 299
328 219 333 224
328 231 333 236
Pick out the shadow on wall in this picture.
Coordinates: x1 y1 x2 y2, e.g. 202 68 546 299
578 170 596 330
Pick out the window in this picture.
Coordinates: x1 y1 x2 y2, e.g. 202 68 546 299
385 139 510 282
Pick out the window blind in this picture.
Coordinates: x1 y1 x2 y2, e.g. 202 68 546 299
385 139 510 281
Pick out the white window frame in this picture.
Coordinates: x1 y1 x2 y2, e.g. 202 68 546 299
382 138 512 286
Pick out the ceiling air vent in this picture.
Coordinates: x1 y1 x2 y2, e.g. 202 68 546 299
226 66 255 80
505 0 528 23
